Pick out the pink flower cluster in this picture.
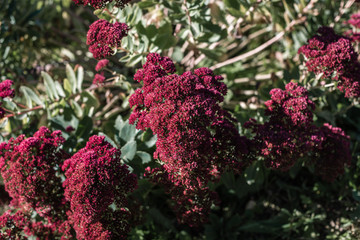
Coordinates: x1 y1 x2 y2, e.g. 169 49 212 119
347 13 360 29
345 13 360 42
0 127 73 238
87 19 129 59
245 82 351 181
298 27 360 98
0 79 15 118
72 0 131 8
62 135 137 240
95 59 109 71
93 72 106 85
129 53 251 226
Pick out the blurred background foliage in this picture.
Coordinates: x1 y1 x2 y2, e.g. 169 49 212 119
1 0 360 239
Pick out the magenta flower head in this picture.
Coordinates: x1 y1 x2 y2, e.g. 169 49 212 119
62 135 137 239
0 79 15 98
347 12 360 29
0 79 15 119
95 59 109 71
0 127 68 218
93 72 106 85
87 19 129 59
72 0 132 9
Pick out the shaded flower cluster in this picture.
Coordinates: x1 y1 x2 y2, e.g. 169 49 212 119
0 127 74 239
62 135 137 240
245 82 315 171
72 0 131 8
145 167 219 228
298 26 360 98
245 82 351 181
87 19 129 59
0 79 15 118
129 53 251 226
310 124 351 182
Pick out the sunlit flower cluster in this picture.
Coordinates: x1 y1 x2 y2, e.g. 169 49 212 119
87 19 129 59
129 53 251 226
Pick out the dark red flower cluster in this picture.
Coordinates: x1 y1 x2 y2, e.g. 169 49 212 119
129 53 251 226
0 127 68 218
72 0 131 8
0 79 15 118
245 82 351 181
62 135 137 240
298 27 360 98
0 127 74 238
0 129 138 238
87 19 129 59
310 123 351 182
95 59 109 71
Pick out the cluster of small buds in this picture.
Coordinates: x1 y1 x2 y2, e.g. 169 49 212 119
0 127 74 238
87 19 129 59
72 0 131 9
298 26 360 98
0 79 15 118
62 135 137 239
245 82 351 181
95 59 109 71
93 72 106 85
130 53 251 226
